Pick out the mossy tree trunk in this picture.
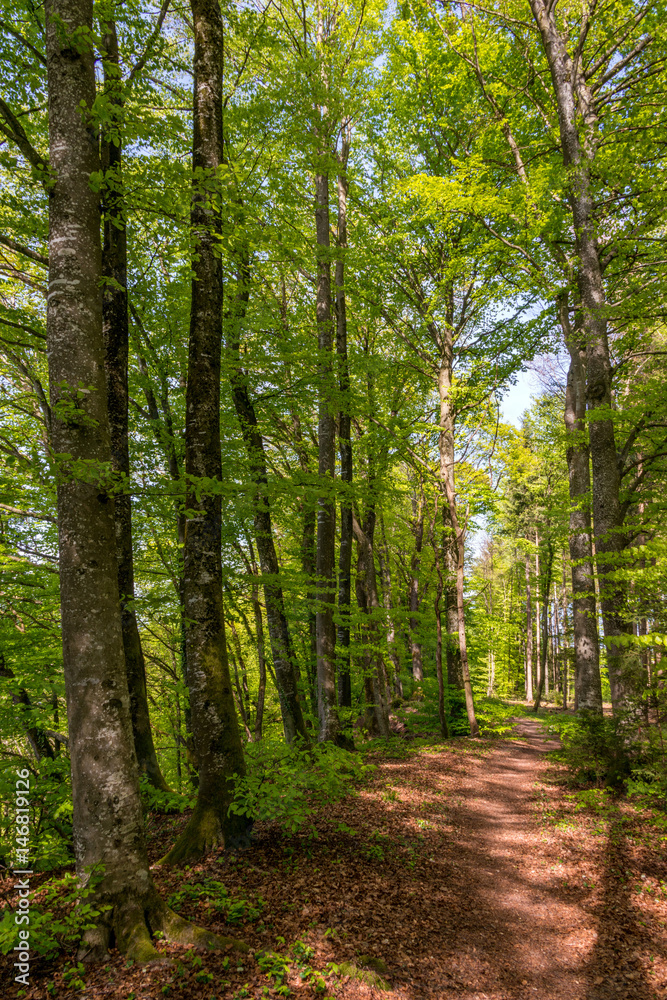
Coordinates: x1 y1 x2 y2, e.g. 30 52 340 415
560 296 603 713
162 0 251 866
335 126 353 710
44 0 241 960
100 19 170 793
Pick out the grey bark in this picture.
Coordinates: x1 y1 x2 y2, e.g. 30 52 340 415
529 0 632 712
100 20 169 792
163 0 250 865
314 165 339 741
45 0 221 960
560 297 603 713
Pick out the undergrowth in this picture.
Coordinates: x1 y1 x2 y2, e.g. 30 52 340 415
542 708 667 812
228 738 375 835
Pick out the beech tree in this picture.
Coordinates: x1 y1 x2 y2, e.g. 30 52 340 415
42 0 239 958
163 0 251 864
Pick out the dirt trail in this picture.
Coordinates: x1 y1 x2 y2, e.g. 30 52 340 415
428 717 595 1000
362 716 664 1000
6 718 666 1000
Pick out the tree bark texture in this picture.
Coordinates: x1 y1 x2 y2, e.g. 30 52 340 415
164 0 250 865
100 21 169 792
529 0 631 712
45 0 233 960
561 303 603 713
335 133 353 709
314 168 339 742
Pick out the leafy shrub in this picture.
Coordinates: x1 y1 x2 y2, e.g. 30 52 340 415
445 690 471 736
476 697 529 737
0 871 108 959
546 710 667 802
139 778 194 816
0 756 73 871
547 711 632 788
228 738 374 834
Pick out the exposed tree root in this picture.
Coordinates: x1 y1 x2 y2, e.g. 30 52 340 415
77 887 248 965
159 800 252 866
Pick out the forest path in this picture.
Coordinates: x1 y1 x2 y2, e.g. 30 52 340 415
40 717 667 1000
310 714 665 1000
356 715 664 1000
419 716 596 1000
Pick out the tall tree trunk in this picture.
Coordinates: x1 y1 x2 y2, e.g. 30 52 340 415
314 164 339 740
163 0 250 865
529 0 631 712
560 300 603 712
100 20 169 792
336 126 353 710
408 488 425 682
438 348 477 735
352 512 390 739
533 542 554 712
430 529 450 738
226 261 308 744
525 552 534 702
45 0 225 959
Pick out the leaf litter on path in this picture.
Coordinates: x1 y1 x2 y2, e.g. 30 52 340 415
4 717 667 999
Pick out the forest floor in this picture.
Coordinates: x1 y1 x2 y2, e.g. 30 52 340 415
4 710 667 1000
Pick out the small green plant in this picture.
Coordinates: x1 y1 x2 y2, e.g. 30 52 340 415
228 737 374 834
330 960 391 991
0 870 109 959
139 778 195 816
257 950 292 995
167 880 264 924
63 962 86 991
